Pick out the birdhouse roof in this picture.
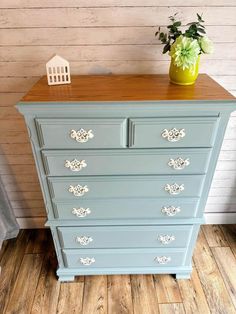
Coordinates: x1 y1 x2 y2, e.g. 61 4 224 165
46 54 69 66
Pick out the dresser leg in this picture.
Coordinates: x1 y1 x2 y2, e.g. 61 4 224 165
58 275 75 282
175 273 191 280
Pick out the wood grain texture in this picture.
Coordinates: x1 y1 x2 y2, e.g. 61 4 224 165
1 226 236 313
0 2 236 225
193 229 236 314
131 274 159 314
202 225 229 247
21 74 235 102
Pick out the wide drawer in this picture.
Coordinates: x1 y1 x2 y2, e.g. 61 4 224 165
129 117 219 148
53 198 199 220
62 248 186 268
35 118 127 148
42 148 211 176
48 175 205 200
57 225 193 249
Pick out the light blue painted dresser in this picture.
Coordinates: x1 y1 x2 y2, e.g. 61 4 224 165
17 74 236 281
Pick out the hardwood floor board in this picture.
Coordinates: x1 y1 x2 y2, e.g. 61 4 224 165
82 275 107 314
153 274 182 303
212 247 236 310
25 228 51 254
193 229 236 314
107 275 133 314
5 253 43 314
178 267 210 314
31 250 60 314
202 224 229 247
0 240 9 262
220 224 236 257
0 230 30 313
159 303 185 314
131 274 159 314
57 281 84 314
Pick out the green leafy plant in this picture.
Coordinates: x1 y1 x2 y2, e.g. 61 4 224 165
155 13 214 69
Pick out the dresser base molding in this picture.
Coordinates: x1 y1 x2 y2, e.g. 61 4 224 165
56 266 192 282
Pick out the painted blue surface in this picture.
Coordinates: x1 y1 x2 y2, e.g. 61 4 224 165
16 98 236 281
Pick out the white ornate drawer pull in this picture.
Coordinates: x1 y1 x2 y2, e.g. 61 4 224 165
72 207 91 218
161 206 181 216
165 183 184 195
65 159 87 172
70 128 94 143
68 184 89 197
80 257 95 266
168 157 190 170
162 128 185 142
157 234 175 245
154 256 171 264
76 236 93 246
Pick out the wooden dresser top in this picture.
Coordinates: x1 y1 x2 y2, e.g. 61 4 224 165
21 74 235 102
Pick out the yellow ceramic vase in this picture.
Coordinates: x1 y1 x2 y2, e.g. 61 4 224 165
169 56 200 85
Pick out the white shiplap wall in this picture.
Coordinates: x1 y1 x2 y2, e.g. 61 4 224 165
0 1 236 227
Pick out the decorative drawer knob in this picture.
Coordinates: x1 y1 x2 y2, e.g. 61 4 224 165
76 235 93 246
80 257 95 266
168 157 190 170
154 256 171 264
162 128 185 142
161 206 181 216
68 184 89 197
65 159 87 172
72 207 91 218
70 128 94 143
165 183 184 195
157 234 175 245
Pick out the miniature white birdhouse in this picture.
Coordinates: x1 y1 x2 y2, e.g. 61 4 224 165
46 54 71 85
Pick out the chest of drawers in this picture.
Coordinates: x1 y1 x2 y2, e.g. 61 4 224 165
17 74 236 281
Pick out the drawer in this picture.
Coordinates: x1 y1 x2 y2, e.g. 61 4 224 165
48 175 205 201
57 225 193 249
35 118 127 148
129 117 219 148
42 148 211 176
53 198 199 220
62 248 186 268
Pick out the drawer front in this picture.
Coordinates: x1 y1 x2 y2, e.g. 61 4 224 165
58 225 193 249
62 248 186 268
48 175 205 201
129 117 219 148
36 118 127 148
42 148 211 176
53 198 199 220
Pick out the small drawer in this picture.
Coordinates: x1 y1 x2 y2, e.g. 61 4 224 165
48 175 205 201
42 148 211 176
53 198 200 220
35 118 127 148
129 117 219 148
62 248 186 268
57 225 193 249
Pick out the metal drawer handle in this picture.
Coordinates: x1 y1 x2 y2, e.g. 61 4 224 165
68 184 89 197
157 234 175 245
154 256 171 264
168 157 190 170
76 236 93 246
65 159 87 172
70 128 94 143
162 128 185 142
165 183 184 195
161 206 181 216
80 257 95 266
72 207 91 218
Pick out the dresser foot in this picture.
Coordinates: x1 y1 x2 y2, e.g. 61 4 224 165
58 275 75 282
175 273 191 280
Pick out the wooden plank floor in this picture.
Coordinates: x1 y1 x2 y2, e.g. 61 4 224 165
0 225 236 314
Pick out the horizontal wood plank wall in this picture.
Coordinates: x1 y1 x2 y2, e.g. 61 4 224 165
0 1 236 227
